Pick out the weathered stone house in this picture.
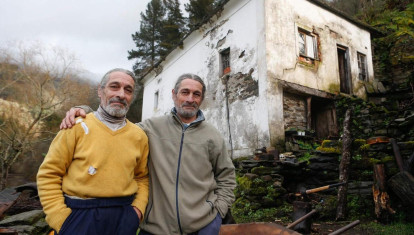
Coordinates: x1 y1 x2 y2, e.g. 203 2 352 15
140 0 377 158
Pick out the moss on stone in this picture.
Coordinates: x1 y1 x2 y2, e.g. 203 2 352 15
316 140 342 154
328 83 340 93
381 155 394 163
249 186 267 196
403 141 414 149
354 139 367 147
237 176 252 191
233 156 250 163
266 185 286 200
368 158 381 164
360 144 371 151
316 146 341 154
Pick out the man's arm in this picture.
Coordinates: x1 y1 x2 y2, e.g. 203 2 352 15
37 130 75 232
131 130 149 221
60 106 92 129
212 138 237 218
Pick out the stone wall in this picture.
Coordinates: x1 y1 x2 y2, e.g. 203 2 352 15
231 130 414 223
283 92 307 130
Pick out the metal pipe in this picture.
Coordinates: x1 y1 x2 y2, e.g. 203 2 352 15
328 220 360 235
286 209 317 229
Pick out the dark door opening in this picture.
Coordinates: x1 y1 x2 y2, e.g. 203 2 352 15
337 46 351 94
311 98 338 139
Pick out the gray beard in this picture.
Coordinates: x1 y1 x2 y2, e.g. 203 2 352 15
176 106 198 119
102 104 128 117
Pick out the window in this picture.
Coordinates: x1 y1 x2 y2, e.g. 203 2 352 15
298 29 318 60
357 52 367 81
220 48 230 75
154 91 159 109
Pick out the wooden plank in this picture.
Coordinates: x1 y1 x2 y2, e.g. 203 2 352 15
388 171 414 206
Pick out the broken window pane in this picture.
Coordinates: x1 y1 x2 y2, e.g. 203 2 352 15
299 32 306 55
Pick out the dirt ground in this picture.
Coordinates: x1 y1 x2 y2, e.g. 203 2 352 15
311 221 370 235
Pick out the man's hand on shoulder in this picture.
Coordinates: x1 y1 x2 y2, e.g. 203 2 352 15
60 107 87 129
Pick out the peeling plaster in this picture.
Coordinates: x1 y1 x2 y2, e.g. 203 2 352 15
205 19 229 39
216 37 226 49
216 29 233 48
223 69 258 104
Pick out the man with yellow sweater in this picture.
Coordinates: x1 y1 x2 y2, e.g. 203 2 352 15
37 68 149 235
60 73 236 235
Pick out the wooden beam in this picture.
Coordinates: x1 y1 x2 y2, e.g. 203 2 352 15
278 79 335 99
306 97 312 130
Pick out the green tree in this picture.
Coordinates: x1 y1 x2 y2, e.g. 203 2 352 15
160 0 187 55
185 0 216 30
368 2 414 85
322 0 387 21
128 0 166 75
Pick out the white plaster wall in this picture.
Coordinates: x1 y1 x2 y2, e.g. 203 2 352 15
142 0 269 158
141 0 374 157
264 0 374 144
265 0 374 96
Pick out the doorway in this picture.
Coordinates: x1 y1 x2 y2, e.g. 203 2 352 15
337 46 351 94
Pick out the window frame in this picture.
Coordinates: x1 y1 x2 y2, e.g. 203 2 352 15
357 52 367 81
220 48 231 76
297 28 319 61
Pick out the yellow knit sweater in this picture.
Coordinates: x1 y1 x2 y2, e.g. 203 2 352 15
37 113 149 232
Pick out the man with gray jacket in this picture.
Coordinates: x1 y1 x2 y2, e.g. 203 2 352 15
60 73 236 235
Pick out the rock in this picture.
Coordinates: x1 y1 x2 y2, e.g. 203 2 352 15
33 218 49 232
308 162 338 171
7 225 35 235
261 175 273 182
244 173 258 180
251 166 275 175
240 160 259 168
0 210 44 226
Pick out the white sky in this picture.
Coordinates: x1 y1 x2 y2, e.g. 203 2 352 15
0 0 163 82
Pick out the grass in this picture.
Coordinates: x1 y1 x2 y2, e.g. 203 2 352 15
359 221 414 235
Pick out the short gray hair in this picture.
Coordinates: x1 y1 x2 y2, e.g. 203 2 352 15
100 68 136 88
99 68 138 101
173 73 206 100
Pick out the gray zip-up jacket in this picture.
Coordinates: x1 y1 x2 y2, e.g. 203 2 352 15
138 110 236 235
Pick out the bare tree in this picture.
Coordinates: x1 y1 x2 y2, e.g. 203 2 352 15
0 42 83 189
336 108 353 220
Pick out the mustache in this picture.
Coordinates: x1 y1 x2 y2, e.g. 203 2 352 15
109 97 127 106
181 102 198 108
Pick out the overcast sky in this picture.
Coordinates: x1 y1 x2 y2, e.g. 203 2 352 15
0 0 157 82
